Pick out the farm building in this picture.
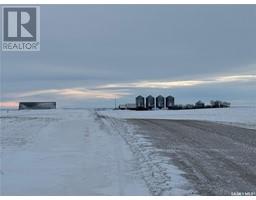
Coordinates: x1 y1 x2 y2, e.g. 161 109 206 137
146 95 155 110
195 100 205 108
184 104 194 109
126 103 137 110
166 95 175 109
118 104 126 110
19 102 56 110
210 100 231 108
156 95 165 109
136 95 145 110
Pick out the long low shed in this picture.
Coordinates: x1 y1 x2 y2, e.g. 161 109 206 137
19 102 56 110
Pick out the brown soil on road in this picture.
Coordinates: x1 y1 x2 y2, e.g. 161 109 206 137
128 119 256 195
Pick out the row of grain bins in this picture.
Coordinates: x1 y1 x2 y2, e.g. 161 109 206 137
118 95 231 110
136 95 175 110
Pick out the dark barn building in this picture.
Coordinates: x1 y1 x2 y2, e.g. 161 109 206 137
210 100 221 108
146 95 155 110
195 100 205 109
156 95 165 109
136 95 145 110
210 100 231 108
19 102 56 110
166 95 175 109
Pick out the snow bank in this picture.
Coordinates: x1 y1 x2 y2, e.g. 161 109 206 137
104 118 195 195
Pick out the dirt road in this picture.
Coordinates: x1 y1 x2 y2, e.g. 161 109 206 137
128 119 256 195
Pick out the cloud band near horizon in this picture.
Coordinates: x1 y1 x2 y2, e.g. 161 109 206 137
1 73 256 108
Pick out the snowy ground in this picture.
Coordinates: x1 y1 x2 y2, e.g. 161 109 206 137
0 109 194 195
98 106 256 130
1 106 255 195
0 109 151 195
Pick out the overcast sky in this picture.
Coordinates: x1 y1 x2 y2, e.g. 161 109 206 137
1 5 256 108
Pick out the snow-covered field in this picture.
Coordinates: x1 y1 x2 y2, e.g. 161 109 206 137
0 109 150 195
99 106 256 130
0 109 193 195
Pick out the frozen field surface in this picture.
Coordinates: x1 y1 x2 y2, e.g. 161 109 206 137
0 109 152 195
98 106 256 130
1 107 256 195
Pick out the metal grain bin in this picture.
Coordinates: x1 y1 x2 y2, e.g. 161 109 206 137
136 95 145 110
166 95 175 109
146 95 155 110
156 95 164 109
